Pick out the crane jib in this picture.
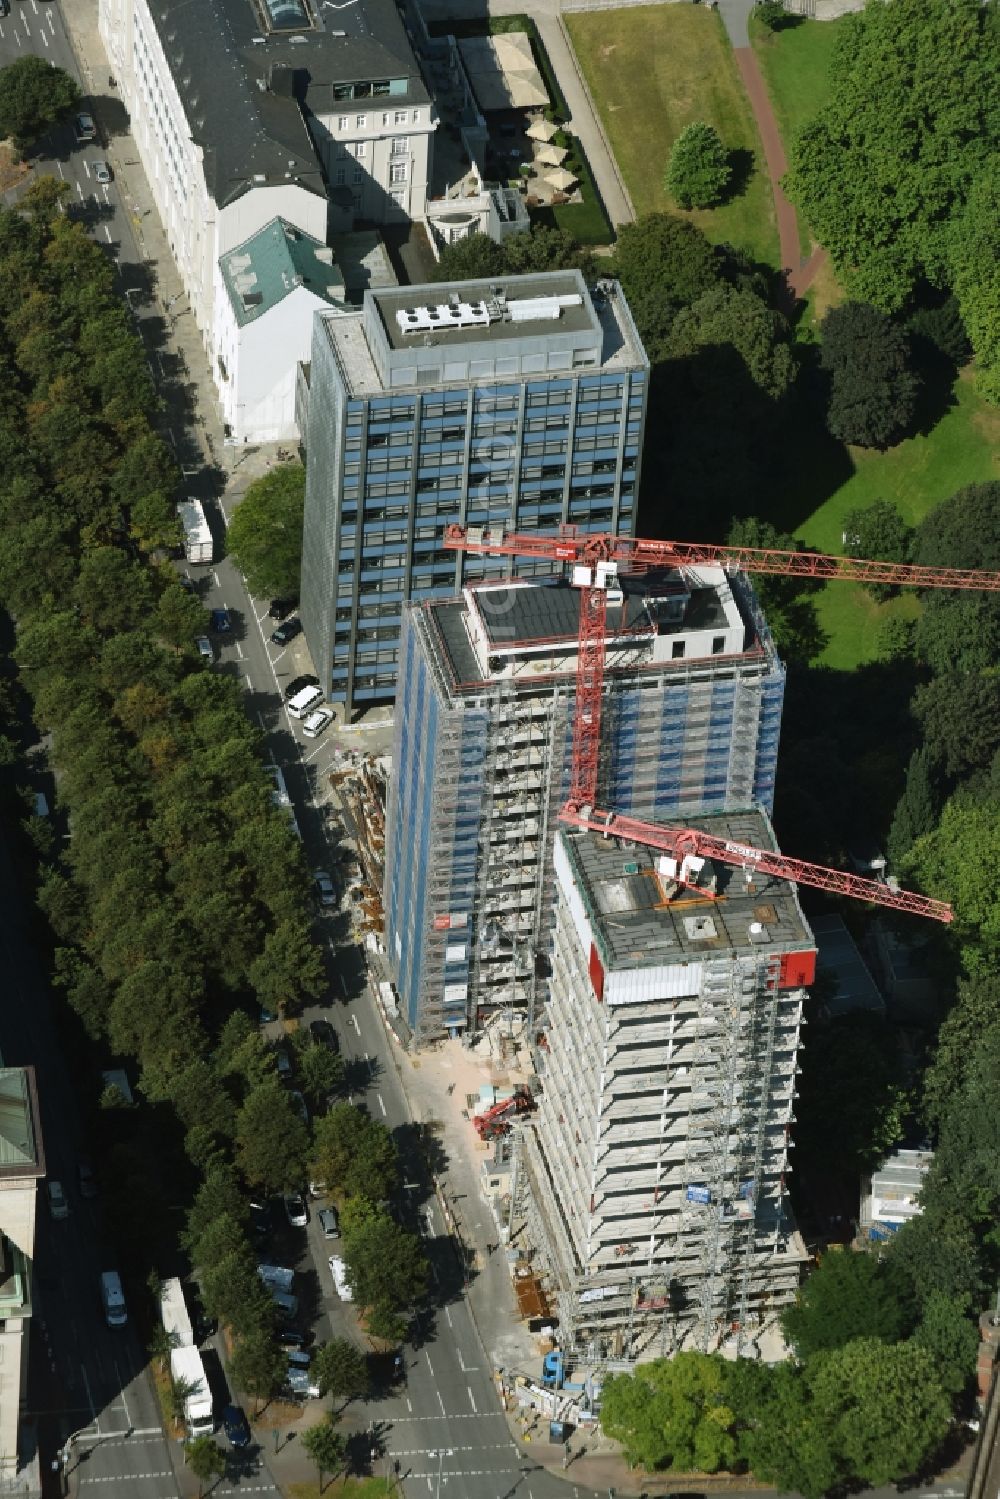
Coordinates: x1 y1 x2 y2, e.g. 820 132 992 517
725 841 764 863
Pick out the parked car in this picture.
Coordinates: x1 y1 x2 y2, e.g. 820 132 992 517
210 607 231 632
195 636 213 661
277 1326 310 1350
302 707 334 740
258 1004 278 1025
77 1157 98 1199
222 1404 250 1449
309 1018 339 1053
318 1206 340 1240
288 1090 309 1126
93 160 112 184
74 112 96 142
284 673 319 701
275 1047 292 1078
284 1366 320 1400
313 870 336 908
268 598 296 620
284 1193 308 1228
270 617 302 647
46 1181 69 1220
249 1199 271 1239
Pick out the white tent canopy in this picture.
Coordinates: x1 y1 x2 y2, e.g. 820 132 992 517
545 166 578 191
458 33 549 111
526 116 559 143
535 143 568 167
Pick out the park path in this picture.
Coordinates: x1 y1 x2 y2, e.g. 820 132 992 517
718 0 828 300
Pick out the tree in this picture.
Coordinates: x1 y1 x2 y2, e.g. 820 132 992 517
890 1208 988 1308
430 232 506 284
670 284 795 400
184 1434 225 1498
793 1014 910 1182
731 1361 842 1499
841 499 914 599
301 1417 345 1494
950 172 1000 403
600 1352 737 1472
915 593 1000 677
312 1338 369 1406
913 1292 979 1395
805 1338 951 1488
226 464 305 598
0 56 80 149
886 748 939 868
820 302 920 449
912 481 1000 571
912 673 1000 783
341 1216 428 1318
922 972 1000 1128
248 918 325 1015
297 1042 343 1110
311 1104 397 1202
228 1330 286 1413
754 0 795 31
785 0 999 312
610 212 720 359
782 1249 916 1359
235 1080 310 1193
666 122 731 210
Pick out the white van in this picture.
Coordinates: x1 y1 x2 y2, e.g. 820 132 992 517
101 1270 128 1328
328 1255 353 1302
287 685 324 720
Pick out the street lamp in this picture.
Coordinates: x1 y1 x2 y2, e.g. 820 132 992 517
430 1447 453 1499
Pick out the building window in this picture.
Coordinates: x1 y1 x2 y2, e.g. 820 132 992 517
391 136 408 156
353 167 363 184
671 641 686 659
712 636 726 654
335 167 346 186
394 109 407 125
355 114 367 129
390 161 407 184
355 141 367 157
412 109 421 123
337 115 348 130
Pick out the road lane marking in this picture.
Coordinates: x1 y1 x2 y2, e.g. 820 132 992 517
437 1391 446 1416
339 972 347 995
76 180 83 199
467 1386 477 1413
83 160 91 178
103 225 112 243
444 1306 453 1328
236 642 244 659
351 1013 360 1034
40 25 48 46
80 1364 97 1426
212 570 220 588
377 1093 386 1116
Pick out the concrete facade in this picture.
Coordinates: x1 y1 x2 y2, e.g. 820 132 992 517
0 1068 44 1478
514 821 812 1361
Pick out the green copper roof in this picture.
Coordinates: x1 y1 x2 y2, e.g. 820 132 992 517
0 1069 42 1175
220 217 346 329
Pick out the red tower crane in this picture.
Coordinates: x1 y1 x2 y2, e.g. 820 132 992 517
444 523 1000 924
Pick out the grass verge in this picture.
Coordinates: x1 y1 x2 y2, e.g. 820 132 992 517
290 1480 395 1498
565 6 778 265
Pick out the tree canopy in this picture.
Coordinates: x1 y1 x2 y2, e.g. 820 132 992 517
666 122 731 210
786 0 1000 314
782 1248 916 1359
600 1353 737 1473
0 57 80 149
820 302 920 448
226 463 305 598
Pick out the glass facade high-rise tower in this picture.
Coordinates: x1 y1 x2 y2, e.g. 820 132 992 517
298 271 648 712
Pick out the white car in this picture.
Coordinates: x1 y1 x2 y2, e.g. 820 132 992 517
283 1193 308 1228
47 1181 69 1220
313 869 336 907
301 707 334 739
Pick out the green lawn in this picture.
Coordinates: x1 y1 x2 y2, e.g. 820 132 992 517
793 372 1000 668
566 6 779 266
750 17 845 155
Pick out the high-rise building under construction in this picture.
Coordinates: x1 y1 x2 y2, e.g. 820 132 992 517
384 565 785 1042
511 817 813 1360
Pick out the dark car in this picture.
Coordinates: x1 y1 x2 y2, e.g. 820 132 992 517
268 598 296 620
249 1199 271 1239
270 617 302 647
222 1404 251 1449
210 607 231 632
309 1019 340 1055
284 673 319 701
277 1326 310 1350
77 1157 99 1200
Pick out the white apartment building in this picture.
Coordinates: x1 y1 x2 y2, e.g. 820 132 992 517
0 1067 44 1480
214 217 347 443
514 819 813 1362
99 0 434 433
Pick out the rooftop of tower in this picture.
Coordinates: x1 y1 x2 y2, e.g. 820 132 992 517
423 570 775 694
557 810 814 975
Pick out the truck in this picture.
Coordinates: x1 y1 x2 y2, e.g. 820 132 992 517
169 1344 214 1438
159 1276 194 1350
177 498 213 564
